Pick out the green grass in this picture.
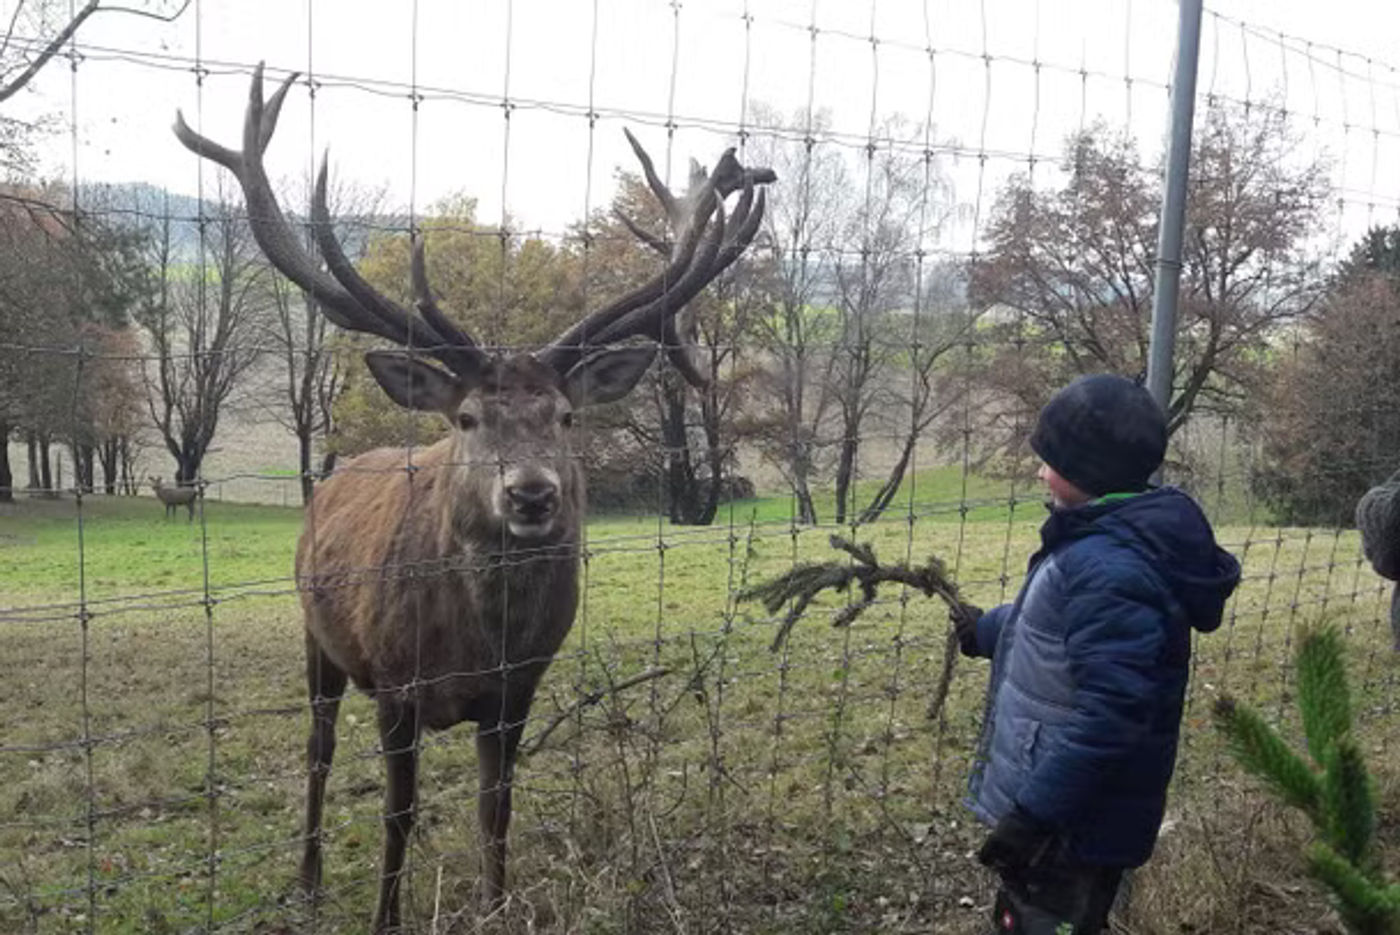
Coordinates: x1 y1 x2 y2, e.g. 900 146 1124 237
716 464 1026 527
0 497 301 602
0 489 1396 933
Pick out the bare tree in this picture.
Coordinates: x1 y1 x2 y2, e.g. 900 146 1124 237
0 187 64 497
744 108 958 524
85 324 144 493
0 1 189 176
0 182 142 498
581 172 762 524
669 269 762 524
970 102 1330 441
0 0 189 102
857 261 979 523
265 272 342 502
828 119 956 523
137 193 268 485
743 105 850 524
0 0 189 496
260 177 384 503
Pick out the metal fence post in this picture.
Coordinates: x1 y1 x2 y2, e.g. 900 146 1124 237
1147 0 1204 419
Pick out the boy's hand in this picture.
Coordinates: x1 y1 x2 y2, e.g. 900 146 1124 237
977 806 1060 872
949 601 984 657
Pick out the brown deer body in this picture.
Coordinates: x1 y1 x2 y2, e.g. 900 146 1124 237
148 476 196 521
175 65 773 932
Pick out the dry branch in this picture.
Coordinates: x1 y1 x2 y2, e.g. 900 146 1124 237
740 535 961 649
521 666 672 757
739 535 965 719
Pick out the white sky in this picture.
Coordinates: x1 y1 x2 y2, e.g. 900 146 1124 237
5 0 1400 255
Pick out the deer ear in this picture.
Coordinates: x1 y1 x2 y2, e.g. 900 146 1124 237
562 346 657 408
364 350 465 412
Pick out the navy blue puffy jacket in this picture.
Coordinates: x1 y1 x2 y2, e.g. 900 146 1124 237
967 487 1240 867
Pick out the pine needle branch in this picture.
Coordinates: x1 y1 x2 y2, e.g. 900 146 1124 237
1322 738 1377 868
1307 843 1396 934
1298 624 1354 766
1215 621 1398 934
1212 696 1322 820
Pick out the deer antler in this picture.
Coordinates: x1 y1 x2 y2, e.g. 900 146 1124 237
174 64 774 387
172 63 484 378
537 129 775 388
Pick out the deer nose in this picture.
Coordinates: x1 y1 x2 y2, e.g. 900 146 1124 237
506 482 558 519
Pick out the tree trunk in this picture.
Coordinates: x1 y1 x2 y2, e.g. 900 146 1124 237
26 431 39 491
98 438 120 495
0 421 12 503
175 435 203 487
792 470 818 525
858 431 917 524
73 442 95 494
694 390 723 526
298 430 314 505
833 428 858 526
119 437 138 495
785 421 820 525
176 453 200 487
661 375 704 525
38 433 52 491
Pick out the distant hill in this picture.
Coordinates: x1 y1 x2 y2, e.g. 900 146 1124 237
80 182 206 259
78 182 393 263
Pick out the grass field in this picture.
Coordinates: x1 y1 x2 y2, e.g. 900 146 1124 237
0 470 1397 933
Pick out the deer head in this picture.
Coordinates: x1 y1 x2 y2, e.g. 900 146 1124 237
174 64 773 541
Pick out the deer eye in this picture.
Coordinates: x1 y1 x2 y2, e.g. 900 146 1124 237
560 411 574 429
457 412 478 431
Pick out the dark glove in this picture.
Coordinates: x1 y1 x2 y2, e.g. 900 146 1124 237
949 601 984 658
977 806 1060 873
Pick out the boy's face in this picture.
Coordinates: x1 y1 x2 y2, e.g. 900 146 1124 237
1038 462 1092 509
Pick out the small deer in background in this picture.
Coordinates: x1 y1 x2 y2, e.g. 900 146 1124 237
148 476 196 522
175 64 774 932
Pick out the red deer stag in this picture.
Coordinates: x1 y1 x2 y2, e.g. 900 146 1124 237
174 64 773 932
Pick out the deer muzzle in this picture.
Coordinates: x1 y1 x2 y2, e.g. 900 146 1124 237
499 468 561 539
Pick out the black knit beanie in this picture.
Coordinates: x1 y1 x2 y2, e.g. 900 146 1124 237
1029 374 1167 497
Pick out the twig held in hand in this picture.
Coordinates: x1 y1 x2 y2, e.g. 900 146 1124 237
740 534 962 651
738 535 966 720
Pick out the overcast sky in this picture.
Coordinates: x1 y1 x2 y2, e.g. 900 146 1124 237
5 0 1400 256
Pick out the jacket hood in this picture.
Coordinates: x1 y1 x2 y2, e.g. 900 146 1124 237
1041 487 1241 633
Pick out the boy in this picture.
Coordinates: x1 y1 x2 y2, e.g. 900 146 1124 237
951 374 1241 934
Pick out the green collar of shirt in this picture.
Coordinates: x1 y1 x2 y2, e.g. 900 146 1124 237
1090 491 1144 506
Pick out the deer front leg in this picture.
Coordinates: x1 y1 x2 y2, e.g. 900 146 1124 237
298 634 348 897
476 694 529 910
372 698 420 934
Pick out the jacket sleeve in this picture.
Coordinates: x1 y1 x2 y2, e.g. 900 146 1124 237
1014 556 1169 827
1356 468 1400 581
975 603 1014 658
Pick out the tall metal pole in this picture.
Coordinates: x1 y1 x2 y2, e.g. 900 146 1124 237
1147 0 1204 418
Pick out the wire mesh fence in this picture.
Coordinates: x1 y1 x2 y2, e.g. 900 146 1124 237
1 1 1399 932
